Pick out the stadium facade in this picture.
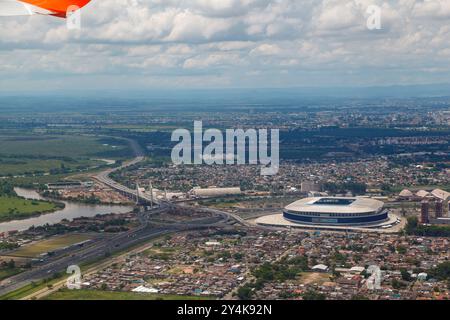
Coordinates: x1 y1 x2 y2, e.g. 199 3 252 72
283 197 388 226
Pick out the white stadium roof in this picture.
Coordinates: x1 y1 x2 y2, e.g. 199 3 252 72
416 190 431 198
431 189 450 200
285 197 384 214
399 189 413 197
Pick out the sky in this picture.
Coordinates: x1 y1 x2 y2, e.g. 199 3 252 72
1 0 450 93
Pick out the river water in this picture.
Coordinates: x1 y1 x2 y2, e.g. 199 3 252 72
0 188 133 233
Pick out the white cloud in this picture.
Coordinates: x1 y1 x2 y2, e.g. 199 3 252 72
1 0 450 89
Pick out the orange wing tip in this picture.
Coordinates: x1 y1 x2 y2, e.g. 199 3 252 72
19 0 91 18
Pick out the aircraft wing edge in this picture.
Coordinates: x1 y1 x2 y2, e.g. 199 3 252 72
0 0 54 16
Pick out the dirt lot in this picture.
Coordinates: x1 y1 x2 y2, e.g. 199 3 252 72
298 272 331 285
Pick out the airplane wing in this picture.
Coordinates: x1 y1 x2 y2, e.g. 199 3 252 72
0 0 48 16
0 0 91 18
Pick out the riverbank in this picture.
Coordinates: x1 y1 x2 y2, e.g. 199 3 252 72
0 189 133 233
0 195 64 224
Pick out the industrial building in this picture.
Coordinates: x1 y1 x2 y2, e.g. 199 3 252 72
189 187 241 198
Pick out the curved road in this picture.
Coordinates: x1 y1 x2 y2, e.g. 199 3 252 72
0 138 252 298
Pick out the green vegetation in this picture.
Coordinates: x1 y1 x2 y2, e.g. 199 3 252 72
0 272 65 300
0 259 22 281
0 158 102 176
429 262 450 281
396 246 407 255
0 241 19 251
0 195 62 223
43 289 214 300
405 216 450 237
0 268 22 281
4 173 80 188
236 256 309 300
400 268 413 282
392 278 408 290
1 233 173 300
0 135 130 177
0 282 44 300
0 135 126 158
302 290 326 300
10 234 91 258
0 181 15 196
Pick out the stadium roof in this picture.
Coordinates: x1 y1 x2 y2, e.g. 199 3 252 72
416 190 431 198
285 197 384 214
431 189 450 200
399 189 413 197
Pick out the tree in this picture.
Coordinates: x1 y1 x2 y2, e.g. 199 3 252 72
396 246 407 255
233 253 243 261
400 269 412 282
392 279 407 289
430 261 450 281
236 286 253 300
302 290 326 300
7 259 15 269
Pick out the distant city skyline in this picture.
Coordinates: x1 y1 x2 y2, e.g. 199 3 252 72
1 0 450 92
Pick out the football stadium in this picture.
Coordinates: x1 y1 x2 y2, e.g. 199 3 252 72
255 197 401 232
283 197 388 226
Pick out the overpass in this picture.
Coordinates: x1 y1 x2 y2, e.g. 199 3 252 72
94 154 159 206
94 138 254 228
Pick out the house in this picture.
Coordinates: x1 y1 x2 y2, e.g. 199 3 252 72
312 264 329 272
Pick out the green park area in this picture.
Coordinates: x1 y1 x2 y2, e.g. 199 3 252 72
10 234 91 258
0 195 60 223
43 289 214 300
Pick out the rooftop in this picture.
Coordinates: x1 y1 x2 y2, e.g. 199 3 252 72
285 197 384 214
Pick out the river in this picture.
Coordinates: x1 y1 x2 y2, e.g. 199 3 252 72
0 188 133 233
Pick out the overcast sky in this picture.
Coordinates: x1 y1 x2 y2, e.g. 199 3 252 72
1 0 450 92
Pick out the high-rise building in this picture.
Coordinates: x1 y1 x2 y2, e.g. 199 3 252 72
421 200 430 224
435 200 443 218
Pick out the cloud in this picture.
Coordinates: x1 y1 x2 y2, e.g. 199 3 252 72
1 0 450 90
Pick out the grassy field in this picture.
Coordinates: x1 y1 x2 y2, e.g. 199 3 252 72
0 134 130 176
0 268 22 281
0 196 59 223
0 135 126 158
6 173 88 187
43 289 214 300
0 159 101 176
0 279 57 300
10 234 92 258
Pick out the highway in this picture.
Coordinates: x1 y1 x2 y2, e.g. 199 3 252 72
0 138 248 298
94 137 159 205
0 226 171 296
